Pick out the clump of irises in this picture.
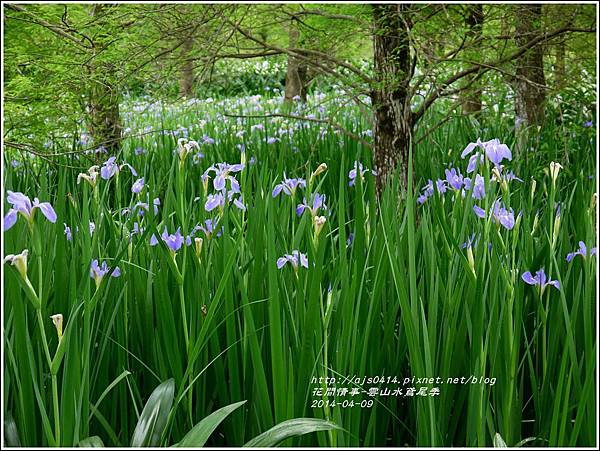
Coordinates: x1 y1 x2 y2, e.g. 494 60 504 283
417 138 519 206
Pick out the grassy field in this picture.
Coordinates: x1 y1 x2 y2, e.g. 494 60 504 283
3 91 597 447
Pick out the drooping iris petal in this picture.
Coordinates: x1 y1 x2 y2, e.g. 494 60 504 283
546 280 560 290
121 162 138 177
272 185 284 198
484 139 512 165
214 175 226 191
233 197 246 211
205 193 224 212
36 202 57 223
7 191 32 214
466 153 484 173
461 139 482 159
3 209 18 231
473 205 486 219
132 177 145 194
299 253 309 268
472 174 485 200
521 271 537 285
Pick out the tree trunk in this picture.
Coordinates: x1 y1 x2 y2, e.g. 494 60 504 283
179 35 194 98
554 37 566 90
461 5 484 115
284 20 307 103
514 4 546 131
371 4 413 194
87 5 121 156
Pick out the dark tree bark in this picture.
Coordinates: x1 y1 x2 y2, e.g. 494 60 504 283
179 35 195 98
284 19 308 103
461 5 484 115
554 36 566 89
514 4 546 131
87 4 122 156
371 4 414 194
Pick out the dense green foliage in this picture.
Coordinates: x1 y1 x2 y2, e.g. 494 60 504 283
3 87 597 446
2 2 597 448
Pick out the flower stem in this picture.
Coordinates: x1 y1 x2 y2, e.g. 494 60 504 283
52 374 60 447
36 309 52 368
179 282 189 351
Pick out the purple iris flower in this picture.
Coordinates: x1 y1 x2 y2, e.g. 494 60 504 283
584 120 594 128
445 168 464 191
134 146 146 156
150 227 184 252
202 135 215 145
272 176 306 197
436 179 447 194
276 250 309 270
422 179 434 197
297 193 327 217
461 233 478 249
4 191 57 231
266 137 279 144
64 223 72 241
132 177 145 194
195 218 223 239
346 232 355 247
492 200 515 230
417 179 434 205
100 157 119 180
133 197 160 216
348 161 374 186
461 138 512 166
11 160 20 168
566 241 597 262
90 259 121 287
205 191 246 212
522 268 560 292
100 157 138 180
130 222 144 237
204 163 243 192
133 202 149 216
503 171 524 183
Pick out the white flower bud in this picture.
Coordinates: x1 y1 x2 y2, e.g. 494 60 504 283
50 314 63 340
